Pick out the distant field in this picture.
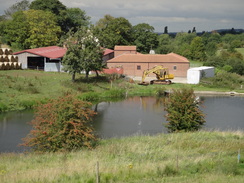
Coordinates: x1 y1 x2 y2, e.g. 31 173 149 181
216 48 244 57
236 48 244 56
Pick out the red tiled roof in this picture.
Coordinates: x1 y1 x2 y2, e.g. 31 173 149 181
103 48 114 55
107 53 189 63
14 46 67 59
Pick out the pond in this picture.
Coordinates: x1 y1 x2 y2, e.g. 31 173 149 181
92 95 244 138
0 95 244 153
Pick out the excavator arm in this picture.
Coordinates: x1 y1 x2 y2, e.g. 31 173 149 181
140 65 174 84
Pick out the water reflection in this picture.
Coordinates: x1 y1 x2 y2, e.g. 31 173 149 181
92 96 244 138
0 110 33 153
92 96 168 138
199 96 244 131
0 96 244 152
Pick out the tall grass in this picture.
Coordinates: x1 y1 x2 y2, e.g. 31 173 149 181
0 131 243 183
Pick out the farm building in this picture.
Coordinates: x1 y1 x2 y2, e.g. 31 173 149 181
14 46 66 72
107 46 190 77
187 66 215 84
14 46 114 72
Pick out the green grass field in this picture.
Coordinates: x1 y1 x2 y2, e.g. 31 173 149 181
0 131 243 183
0 70 244 112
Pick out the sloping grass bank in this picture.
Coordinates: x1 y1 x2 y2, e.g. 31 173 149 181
1 70 243 112
0 131 243 183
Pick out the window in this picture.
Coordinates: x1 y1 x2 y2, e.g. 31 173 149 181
173 66 177 70
137 65 141 70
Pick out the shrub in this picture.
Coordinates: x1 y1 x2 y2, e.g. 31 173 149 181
21 95 97 152
201 71 244 90
0 102 8 112
164 88 205 132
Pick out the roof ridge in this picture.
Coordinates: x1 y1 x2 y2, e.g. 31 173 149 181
108 53 189 63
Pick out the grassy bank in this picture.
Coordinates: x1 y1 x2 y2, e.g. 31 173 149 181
0 131 244 183
0 70 243 112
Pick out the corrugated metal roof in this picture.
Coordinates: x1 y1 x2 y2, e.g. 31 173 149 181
14 46 67 59
107 53 189 63
14 46 113 58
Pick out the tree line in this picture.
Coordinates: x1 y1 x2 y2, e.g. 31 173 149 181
0 0 244 75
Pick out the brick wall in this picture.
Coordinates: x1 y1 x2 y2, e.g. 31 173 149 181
114 50 137 57
107 62 189 77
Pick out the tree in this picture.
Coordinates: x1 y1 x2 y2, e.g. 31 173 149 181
95 14 114 30
164 26 168 34
4 0 30 19
3 9 60 49
24 10 61 48
173 32 196 55
21 95 97 152
164 88 205 133
94 15 133 49
132 23 158 53
3 11 29 49
30 0 66 16
189 36 206 61
205 42 217 57
157 34 174 54
62 27 104 81
59 8 90 33
30 0 68 33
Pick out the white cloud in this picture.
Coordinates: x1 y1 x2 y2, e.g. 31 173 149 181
0 0 243 32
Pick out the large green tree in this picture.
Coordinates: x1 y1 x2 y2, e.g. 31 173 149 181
132 23 158 53
62 27 104 81
30 0 90 34
173 32 196 56
157 34 174 54
94 15 133 49
4 11 29 49
189 36 206 61
30 0 67 33
4 10 61 49
30 0 66 16
24 10 61 48
60 8 90 33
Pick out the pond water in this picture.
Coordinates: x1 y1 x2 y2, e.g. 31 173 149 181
0 95 244 153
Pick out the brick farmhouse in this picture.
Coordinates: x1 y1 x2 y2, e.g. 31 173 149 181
107 46 190 77
14 45 189 77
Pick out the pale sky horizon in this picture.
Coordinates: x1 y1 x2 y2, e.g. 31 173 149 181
0 0 243 33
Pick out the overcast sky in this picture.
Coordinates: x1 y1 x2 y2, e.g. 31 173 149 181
0 0 243 32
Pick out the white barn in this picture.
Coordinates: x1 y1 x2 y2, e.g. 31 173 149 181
187 66 215 84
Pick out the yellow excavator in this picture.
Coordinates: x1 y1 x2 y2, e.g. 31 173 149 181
139 65 174 85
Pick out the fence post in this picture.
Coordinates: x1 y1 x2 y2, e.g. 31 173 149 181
96 161 100 183
238 149 241 163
